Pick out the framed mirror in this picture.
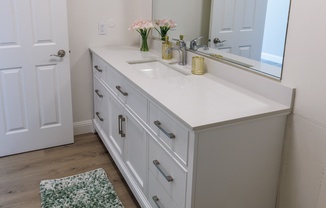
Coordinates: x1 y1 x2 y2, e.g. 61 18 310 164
152 0 291 79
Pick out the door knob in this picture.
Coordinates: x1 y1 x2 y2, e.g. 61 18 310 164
51 50 66 57
213 38 226 44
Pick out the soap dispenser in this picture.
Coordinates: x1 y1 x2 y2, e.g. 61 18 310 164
162 36 172 60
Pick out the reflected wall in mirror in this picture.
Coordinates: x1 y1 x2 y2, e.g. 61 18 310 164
152 0 211 43
152 0 291 79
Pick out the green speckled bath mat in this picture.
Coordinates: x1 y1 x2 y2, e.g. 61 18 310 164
40 168 123 208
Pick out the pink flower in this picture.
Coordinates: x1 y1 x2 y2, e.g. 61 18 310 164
128 20 154 31
154 19 177 40
154 19 177 28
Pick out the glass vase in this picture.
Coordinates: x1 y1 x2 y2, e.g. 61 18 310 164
140 35 149 52
161 31 167 41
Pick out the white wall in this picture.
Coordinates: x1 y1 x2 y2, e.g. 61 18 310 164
261 0 290 62
279 0 326 207
66 0 151 134
152 0 211 43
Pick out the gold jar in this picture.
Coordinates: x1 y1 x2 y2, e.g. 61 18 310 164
162 41 172 60
162 36 172 60
191 56 205 75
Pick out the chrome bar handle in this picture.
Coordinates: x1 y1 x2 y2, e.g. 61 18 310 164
154 121 175 139
153 160 173 182
118 115 126 137
116 86 128 96
94 65 103 72
95 89 103 98
96 112 104 121
152 196 162 208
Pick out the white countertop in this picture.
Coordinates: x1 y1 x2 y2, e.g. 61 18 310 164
90 46 291 130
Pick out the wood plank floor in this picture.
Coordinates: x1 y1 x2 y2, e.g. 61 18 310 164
0 133 140 208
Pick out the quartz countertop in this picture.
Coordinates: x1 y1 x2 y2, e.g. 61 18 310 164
90 46 291 130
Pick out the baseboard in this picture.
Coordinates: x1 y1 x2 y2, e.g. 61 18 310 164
73 120 94 135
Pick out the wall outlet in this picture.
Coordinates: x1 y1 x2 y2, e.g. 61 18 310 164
98 22 107 35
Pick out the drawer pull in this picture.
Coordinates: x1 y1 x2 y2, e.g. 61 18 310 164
96 112 104 121
154 121 175 139
118 115 126 137
116 86 128 96
152 195 163 208
94 65 103 72
153 160 173 182
95 89 103 98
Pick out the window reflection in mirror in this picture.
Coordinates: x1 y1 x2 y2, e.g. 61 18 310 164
152 0 291 79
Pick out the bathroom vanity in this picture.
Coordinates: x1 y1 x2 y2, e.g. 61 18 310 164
90 46 294 208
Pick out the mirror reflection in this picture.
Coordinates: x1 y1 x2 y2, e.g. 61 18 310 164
152 0 291 79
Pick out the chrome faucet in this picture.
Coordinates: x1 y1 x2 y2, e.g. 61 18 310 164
166 38 187 65
190 36 208 51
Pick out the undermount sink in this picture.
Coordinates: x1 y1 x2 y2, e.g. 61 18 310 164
127 59 190 79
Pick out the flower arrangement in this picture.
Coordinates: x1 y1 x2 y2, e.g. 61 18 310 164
154 19 177 41
129 20 154 51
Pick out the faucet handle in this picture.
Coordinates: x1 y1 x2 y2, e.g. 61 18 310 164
172 38 181 46
190 36 203 50
192 36 203 42
172 35 186 47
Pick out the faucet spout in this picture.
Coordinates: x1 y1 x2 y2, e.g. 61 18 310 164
166 39 187 66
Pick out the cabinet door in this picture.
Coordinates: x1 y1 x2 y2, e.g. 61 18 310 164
124 111 147 191
108 94 125 157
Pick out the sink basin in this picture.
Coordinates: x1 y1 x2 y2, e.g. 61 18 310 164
128 60 188 79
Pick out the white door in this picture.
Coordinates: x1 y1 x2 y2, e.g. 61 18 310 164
0 0 73 157
209 0 268 61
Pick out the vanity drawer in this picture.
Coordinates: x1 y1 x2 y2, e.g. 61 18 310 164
105 63 120 94
149 102 189 164
123 81 147 123
93 76 108 108
106 64 147 123
93 78 109 134
94 104 109 134
149 138 187 208
92 54 107 81
148 171 178 208
94 100 109 136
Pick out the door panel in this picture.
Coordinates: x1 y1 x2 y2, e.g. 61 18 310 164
0 0 73 157
0 68 27 134
36 64 60 127
31 0 55 45
124 112 147 190
0 0 19 47
209 0 268 61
